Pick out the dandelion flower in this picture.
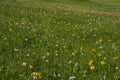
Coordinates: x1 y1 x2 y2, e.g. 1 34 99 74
46 52 50 57
100 61 105 65
72 52 75 56
26 53 30 57
32 72 42 79
88 60 93 65
90 65 95 70
29 65 33 69
98 53 102 57
99 39 103 43
63 45 67 49
9 28 12 32
93 34 96 37
92 48 96 52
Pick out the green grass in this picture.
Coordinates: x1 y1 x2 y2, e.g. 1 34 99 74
0 0 120 80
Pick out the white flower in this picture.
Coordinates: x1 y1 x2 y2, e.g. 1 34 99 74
22 62 27 66
55 54 59 57
58 74 61 77
45 59 48 62
115 66 118 70
102 75 106 80
32 75 38 80
99 46 104 49
14 48 19 52
68 61 72 64
69 76 76 80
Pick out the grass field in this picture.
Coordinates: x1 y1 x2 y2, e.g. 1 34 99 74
0 0 120 80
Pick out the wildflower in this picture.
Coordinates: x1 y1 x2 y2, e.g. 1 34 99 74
104 57 107 60
55 53 59 57
115 66 118 70
82 38 85 41
98 53 102 57
9 28 12 32
102 75 106 80
81 53 84 55
45 59 49 62
90 65 95 70
19 74 24 77
69 76 76 80
22 62 27 66
99 39 103 43
113 56 119 60
63 45 67 49
16 22 18 25
32 75 38 79
75 63 78 67
88 60 93 65
99 46 104 49
17 60 21 64
92 48 96 52
57 74 61 77
46 52 50 57
14 48 19 52
26 53 30 57
29 65 33 69
80 47 83 51
93 34 96 37
72 52 75 56
108 39 112 42
68 61 72 64
100 61 105 65
32 72 42 79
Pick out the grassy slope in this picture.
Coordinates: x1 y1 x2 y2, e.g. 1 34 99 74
0 0 120 80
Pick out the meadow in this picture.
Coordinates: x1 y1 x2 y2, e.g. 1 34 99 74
0 0 120 80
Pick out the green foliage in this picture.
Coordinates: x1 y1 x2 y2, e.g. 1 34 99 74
0 0 120 80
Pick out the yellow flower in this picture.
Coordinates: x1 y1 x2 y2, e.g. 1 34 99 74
29 65 33 69
93 34 96 37
92 48 96 52
46 52 50 57
99 39 103 43
98 53 102 57
82 38 85 41
72 52 75 56
100 61 105 65
113 56 119 60
9 28 12 32
16 22 18 25
108 39 112 42
80 47 83 51
26 53 30 57
88 60 93 65
17 60 21 64
63 45 67 49
19 74 24 77
32 72 42 79
90 65 95 70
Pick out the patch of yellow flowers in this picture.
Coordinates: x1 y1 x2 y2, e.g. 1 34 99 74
88 60 95 70
32 72 42 79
